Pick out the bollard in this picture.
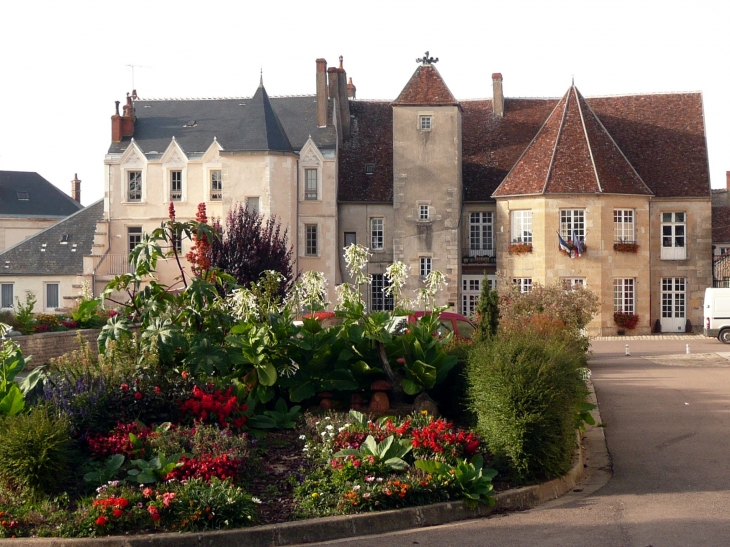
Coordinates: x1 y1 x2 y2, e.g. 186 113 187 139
686 344 690 354
625 344 630 356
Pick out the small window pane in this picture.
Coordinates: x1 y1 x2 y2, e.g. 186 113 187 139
128 171 142 202
128 227 142 253
419 205 430 221
371 218 384 250
420 257 432 278
306 225 318 256
246 197 260 212
46 284 59 309
211 170 222 200
420 116 432 130
305 169 318 200
344 232 356 248
170 171 182 201
1 284 13 309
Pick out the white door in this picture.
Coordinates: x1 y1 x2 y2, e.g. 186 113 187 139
661 277 686 332
461 275 497 318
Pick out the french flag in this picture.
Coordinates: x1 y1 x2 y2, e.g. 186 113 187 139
572 231 583 257
558 233 572 256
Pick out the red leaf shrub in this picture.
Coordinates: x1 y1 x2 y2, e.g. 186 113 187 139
87 423 152 459
179 386 248 431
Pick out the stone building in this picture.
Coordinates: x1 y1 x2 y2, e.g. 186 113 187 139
96 56 712 335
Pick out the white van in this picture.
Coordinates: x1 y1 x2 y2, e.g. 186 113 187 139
703 288 730 343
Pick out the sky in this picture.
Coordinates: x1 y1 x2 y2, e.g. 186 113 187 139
1 0 728 206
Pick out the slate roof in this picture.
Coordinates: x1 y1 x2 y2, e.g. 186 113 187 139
392 65 459 107
493 86 653 197
0 200 104 276
0 171 83 218
108 88 337 156
340 89 710 203
713 206 730 243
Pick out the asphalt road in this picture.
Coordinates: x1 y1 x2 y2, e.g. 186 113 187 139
298 336 730 547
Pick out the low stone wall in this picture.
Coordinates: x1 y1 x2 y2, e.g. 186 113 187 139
13 329 100 367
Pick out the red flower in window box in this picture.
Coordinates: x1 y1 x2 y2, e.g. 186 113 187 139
614 311 639 330
613 242 639 253
508 242 533 254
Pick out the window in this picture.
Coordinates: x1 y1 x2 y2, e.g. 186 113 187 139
46 283 59 309
305 169 318 200
614 209 634 242
469 212 494 257
419 257 432 278
365 164 375 175
371 218 384 250
305 224 318 256
513 278 532 293
0 284 13 309
559 209 585 240
170 170 182 201
128 171 142 202
419 116 432 130
16 191 29 201
419 205 430 221
461 275 497 317
344 232 357 248
562 278 586 290
661 212 686 260
371 274 394 311
210 170 222 200
128 226 142 253
246 197 260 213
613 278 635 313
510 211 532 243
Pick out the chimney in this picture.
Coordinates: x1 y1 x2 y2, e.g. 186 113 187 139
492 73 504 118
121 93 136 140
71 173 81 203
347 77 356 99
726 170 730 190
328 65 340 131
316 58 328 127
111 101 122 142
337 56 351 139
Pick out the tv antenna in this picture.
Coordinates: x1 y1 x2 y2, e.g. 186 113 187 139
125 64 151 90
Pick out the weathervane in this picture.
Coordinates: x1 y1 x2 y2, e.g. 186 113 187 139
416 51 438 65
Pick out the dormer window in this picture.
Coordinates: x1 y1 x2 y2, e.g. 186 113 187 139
60 234 69 245
183 120 197 127
419 116 432 130
17 191 29 201
365 164 375 175
170 171 182 201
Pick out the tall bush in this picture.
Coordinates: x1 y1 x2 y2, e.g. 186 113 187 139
467 321 587 483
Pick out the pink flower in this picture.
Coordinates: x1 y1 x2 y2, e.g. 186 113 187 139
142 487 153 498
162 492 176 508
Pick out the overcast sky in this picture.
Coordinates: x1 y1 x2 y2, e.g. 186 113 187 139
1 0 728 206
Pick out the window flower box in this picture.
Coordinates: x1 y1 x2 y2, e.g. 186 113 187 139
614 311 639 330
613 241 639 253
508 242 533 254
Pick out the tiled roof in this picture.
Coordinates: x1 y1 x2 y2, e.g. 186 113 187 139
494 86 653 197
0 171 83 218
713 206 730 243
232 82 293 152
108 93 337 155
392 65 459 107
0 200 104 276
339 101 394 202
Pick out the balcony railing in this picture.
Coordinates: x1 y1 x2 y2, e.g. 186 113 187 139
463 248 496 264
94 254 132 276
170 191 182 201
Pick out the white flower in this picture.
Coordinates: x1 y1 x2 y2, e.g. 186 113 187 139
251 497 262 504
325 424 334 430
353 485 361 491
299 434 306 440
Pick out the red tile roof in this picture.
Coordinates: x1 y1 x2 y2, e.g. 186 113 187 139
713 206 730 243
391 65 459 107
494 86 653 197
339 87 710 203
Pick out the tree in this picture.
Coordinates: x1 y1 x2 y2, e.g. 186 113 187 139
475 280 499 341
208 204 294 296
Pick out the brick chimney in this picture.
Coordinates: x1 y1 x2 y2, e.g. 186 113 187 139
347 77 356 99
726 170 730 190
492 73 504 118
337 56 351 139
316 58 328 127
112 93 136 143
71 173 81 203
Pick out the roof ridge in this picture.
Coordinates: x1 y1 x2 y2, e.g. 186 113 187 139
574 87 604 193
136 93 316 102
542 89 571 194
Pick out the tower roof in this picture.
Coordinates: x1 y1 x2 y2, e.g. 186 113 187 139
233 81 294 152
493 85 653 197
392 64 459 107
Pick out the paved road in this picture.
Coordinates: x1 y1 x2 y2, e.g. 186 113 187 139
299 336 730 546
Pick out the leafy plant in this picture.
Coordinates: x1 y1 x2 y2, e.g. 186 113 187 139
71 298 100 328
127 452 183 484
475 281 499 340
576 401 597 430
172 477 258 531
247 398 302 430
507 242 532 254
334 434 413 470
14 291 36 334
415 454 497 508
84 454 125 485
0 405 76 497
0 323 39 416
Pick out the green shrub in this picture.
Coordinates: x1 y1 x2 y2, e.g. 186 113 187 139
428 338 475 425
0 406 77 497
467 328 587 483
172 477 258 530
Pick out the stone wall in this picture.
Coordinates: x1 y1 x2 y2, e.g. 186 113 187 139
13 329 100 368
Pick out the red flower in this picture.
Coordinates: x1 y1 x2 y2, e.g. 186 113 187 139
181 371 189 379
135 391 143 400
95 516 108 526
112 509 123 518
120 383 129 392
168 202 176 221
155 386 161 394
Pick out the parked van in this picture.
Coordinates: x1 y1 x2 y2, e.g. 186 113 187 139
703 288 730 342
